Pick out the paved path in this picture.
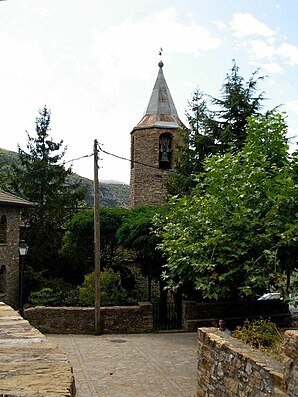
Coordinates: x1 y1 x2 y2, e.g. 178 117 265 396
47 332 197 397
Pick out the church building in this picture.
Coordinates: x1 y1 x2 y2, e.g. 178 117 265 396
129 60 185 207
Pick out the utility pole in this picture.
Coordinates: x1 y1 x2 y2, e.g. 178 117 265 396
94 139 101 334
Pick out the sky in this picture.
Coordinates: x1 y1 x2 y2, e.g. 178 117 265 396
1 0 298 184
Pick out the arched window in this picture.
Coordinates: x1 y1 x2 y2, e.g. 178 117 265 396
0 215 7 244
159 133 172 169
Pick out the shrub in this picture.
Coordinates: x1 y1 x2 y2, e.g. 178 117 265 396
79 270 132 306
232 318 282 349
28 284 81 307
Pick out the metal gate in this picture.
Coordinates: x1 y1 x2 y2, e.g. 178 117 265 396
153 302 182 331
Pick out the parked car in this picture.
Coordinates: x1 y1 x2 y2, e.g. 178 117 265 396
288 295 298 320
257 292 282 300
258 292 298 320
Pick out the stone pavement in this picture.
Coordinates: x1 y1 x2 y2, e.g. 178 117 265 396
47 332 197 397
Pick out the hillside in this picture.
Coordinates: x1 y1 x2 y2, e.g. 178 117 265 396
0 148 130 208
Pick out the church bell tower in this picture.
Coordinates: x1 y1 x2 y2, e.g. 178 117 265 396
129 61 184 207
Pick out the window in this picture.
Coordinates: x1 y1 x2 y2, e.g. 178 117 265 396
0 215 7 244
159 133 172 169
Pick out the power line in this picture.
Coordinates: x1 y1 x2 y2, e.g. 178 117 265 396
7 152 93 178
98 144 175 172
59 153 93 166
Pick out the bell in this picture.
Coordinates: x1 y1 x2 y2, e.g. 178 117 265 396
160 151 170 164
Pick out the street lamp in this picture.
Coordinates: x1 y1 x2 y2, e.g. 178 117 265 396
18 240 28 318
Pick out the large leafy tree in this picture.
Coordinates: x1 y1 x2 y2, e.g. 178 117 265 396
10 106 86 274
168 60 265 195
117 206 168 301
61 207 127 284
155 111 298 300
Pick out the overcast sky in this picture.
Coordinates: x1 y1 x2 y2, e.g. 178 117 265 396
1 0 298 183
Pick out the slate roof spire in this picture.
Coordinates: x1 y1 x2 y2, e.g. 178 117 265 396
133 61 184 130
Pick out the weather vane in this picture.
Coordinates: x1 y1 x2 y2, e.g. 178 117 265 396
159 47 163 57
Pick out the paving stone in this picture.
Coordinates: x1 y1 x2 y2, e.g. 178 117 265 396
47 332 197 397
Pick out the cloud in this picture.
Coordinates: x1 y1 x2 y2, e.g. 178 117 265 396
230 13 275 38
262 63 283 74
276 43 298 65
248 40 298 67
91 7 223 98
285 100 298 115
248 39 275 60
214 20 228 31
227 13 298 69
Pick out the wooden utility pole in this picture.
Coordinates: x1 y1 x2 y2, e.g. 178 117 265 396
93 139 101 334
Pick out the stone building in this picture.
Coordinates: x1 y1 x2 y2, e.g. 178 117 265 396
0 190 33 308
129 61 185 207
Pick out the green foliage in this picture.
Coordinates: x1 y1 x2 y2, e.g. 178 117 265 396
28 278 81 307
168 60 265 196
117 206 167 279
61 207 128 283
9 106 86 274
0 146 129 208
155 111 298 299
0 148 18 190
232 318 282 349
79 271 131 306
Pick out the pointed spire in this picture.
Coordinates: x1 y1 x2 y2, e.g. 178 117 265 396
133 61 184 130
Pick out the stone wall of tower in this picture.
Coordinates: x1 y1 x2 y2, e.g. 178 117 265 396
130 127 179 207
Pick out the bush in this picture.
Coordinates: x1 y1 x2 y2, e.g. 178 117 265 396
79 270 133 306
28 283 81 307
232 318 282 349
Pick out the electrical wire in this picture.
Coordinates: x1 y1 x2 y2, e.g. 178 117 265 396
98 144 175 172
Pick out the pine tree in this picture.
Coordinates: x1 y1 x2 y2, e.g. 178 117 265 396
168 60 266 196
10 106 86 273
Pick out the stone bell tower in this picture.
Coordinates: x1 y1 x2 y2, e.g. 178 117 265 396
130 61 185 207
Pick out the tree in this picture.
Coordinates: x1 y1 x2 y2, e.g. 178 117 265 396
155 111 298 300
168 60 266 195
10 106 86 274
117 206 168 301
61 207 127 284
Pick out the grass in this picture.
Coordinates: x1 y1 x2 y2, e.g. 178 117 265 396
232 318 286 363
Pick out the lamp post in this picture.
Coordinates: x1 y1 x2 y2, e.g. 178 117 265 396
18 240 28 318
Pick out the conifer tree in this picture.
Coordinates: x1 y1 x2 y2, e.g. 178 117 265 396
10 106 86 273
168 60 266 195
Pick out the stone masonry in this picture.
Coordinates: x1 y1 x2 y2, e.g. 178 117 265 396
0 302 75 397
197 327 298 397
129 61 186 207
0 206 22 309
25 302 153 334
130 127 180 206
0 190 33 309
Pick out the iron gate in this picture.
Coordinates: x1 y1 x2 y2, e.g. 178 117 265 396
153 302 182 331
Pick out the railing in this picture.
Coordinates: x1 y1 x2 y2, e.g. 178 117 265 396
153 302 182 331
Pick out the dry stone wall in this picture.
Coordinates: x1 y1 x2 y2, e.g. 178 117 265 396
25 302 153 334
197 327 298 397
0 302 75 397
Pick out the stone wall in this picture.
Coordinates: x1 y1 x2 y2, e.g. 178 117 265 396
25 302 153 334
0 206 21 309
0 302 75 397
197 327 298 397
183 300 291 331
283 330 298 396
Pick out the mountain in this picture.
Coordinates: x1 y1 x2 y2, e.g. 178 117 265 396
0 148 130 208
